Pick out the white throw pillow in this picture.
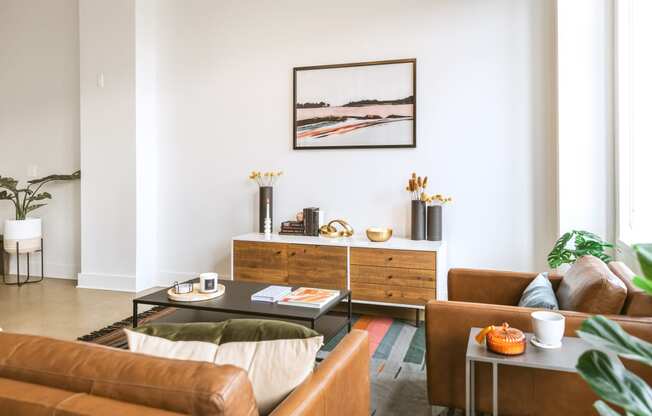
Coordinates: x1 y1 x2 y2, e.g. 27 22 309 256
125 329 323 415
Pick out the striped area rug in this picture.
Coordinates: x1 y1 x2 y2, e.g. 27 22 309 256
318 315 456 416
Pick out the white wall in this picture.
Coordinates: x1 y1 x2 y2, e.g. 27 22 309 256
152 0 558 284
0 0 80 278
78 0 138 290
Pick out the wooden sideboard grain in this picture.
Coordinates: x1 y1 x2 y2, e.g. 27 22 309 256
231 233 448 312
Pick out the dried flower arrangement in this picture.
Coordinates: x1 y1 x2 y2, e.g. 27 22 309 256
405 172 428 201
249 171 283 187
422 193 453 206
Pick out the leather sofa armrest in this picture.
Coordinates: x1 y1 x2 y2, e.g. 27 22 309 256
425 300 652 412
270 330 370 416
448 268 562 305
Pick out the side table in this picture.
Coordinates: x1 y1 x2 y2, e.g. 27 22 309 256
465 327 603 416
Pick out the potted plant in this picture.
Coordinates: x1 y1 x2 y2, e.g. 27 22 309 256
547 230 615 270
0 170 80 253
575 244 652 415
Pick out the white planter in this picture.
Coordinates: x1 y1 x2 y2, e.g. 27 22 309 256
3 218 42 254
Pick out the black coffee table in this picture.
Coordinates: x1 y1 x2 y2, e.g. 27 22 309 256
132 279 352 343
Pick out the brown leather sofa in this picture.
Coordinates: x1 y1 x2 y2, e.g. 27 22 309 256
426 263 652 416
0 329 369 416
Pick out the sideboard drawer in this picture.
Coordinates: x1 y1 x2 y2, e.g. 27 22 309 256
233 241 288 283
350 265 435 289
288 244 347 290
351 282 435 305
350 248 436 270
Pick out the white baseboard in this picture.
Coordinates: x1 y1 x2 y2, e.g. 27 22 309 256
157 271 231 288
7 258 79 280
77 272 137 292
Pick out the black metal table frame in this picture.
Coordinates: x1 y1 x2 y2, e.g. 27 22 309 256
2 239 44 286
133 287 353 337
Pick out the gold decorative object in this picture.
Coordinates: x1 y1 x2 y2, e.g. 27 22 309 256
366 227 393 242
319 219 354 238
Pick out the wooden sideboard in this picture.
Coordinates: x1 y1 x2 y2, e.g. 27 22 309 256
231 233 447 317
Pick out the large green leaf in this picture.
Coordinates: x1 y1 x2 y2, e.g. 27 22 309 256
27 170 80 184
634 244 652 281
577 316 652 367
576 350 652 416
26 204 47 213
0 176 18 191
30 192 51 202
594 400 623 416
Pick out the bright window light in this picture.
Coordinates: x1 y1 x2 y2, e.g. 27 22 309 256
617 0 652 244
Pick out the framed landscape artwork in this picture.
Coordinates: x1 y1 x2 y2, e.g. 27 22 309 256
293 59 416 150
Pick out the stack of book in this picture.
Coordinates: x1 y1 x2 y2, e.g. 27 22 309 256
303 207 320 236
251 285 293 302
278 287 340 308
280 220 305 235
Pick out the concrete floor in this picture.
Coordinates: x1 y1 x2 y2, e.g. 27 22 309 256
0 277 156 340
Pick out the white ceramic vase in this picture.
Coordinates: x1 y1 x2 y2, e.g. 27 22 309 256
3 218 42 254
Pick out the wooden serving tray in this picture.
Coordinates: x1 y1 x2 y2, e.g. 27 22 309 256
167 283 225 302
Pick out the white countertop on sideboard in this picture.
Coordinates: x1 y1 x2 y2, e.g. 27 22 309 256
233 232 446 252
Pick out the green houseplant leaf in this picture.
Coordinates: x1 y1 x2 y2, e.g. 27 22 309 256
594 400 624 416
577 316 652 367
547 230 614 268
576 349 652 416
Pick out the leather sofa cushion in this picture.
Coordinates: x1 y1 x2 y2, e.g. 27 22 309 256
556 255 627 314
609 261 652 316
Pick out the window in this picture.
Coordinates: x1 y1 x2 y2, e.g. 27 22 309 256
616 0 652 244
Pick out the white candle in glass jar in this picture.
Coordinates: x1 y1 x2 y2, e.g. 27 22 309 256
199 272 218 293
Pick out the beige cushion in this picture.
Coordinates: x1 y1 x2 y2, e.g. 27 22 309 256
125 329 323 415
556 255 627 314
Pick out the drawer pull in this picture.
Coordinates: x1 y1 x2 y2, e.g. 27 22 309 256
276 251 282 255
388 257 393 261
387 293 393 297
387 275 393 280
290 252 296 256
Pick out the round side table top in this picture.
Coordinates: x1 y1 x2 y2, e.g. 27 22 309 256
167 283 225 302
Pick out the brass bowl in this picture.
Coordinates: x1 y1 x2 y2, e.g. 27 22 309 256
366 227 393 242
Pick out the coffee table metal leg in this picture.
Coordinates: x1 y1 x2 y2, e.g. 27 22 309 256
492 362 498 415
465 359 470 416
466 359 475 415
347 292 352 332
132 302 138 328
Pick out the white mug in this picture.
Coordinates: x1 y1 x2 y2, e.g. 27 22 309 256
199 272 218 293
531 311 565 346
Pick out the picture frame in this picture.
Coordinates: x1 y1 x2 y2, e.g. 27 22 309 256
293 58 417 150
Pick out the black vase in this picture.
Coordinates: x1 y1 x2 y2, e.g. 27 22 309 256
411 200 426 240
259 186 273 233
427 205 442 241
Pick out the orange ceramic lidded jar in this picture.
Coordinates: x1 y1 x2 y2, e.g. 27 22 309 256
475 323 526 356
